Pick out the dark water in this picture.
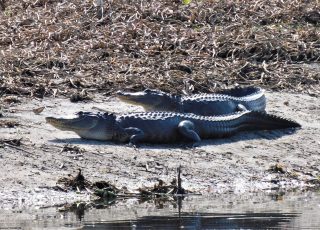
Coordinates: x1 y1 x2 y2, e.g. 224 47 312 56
82 212 299 229
1 192 320 229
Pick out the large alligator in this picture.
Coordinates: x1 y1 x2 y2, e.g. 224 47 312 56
116 87 266 116
46 110 300 146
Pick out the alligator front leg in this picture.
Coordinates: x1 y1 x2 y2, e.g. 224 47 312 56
124 127 145 146
178 120 201 147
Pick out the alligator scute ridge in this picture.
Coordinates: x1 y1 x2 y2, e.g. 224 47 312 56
180 88 264 102
115 111 299 125
118 111 256 121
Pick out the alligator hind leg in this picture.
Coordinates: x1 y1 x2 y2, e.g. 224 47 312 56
237 104 248 111
124 127 145 146
178 120 201 147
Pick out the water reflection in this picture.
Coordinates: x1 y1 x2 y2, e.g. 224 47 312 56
64 193 319 230
82 212 298 229
1 192 320 229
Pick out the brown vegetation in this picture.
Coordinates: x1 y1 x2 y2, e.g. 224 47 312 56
0 0 319 99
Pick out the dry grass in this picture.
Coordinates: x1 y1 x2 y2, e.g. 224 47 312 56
0 0 319 98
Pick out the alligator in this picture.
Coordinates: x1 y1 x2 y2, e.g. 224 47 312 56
46 110 300 146
116 87 266 116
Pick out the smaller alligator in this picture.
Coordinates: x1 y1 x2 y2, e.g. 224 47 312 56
46 110 300 146
116 86 266 116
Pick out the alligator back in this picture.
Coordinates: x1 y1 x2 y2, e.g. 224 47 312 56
181 86 266 115
117 87 266 116
116 111 300 143
215 86 261 97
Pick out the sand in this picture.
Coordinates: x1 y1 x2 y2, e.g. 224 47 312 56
0 91 319 209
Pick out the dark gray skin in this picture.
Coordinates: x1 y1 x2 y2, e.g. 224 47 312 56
116 87 266 116
46 111 300 146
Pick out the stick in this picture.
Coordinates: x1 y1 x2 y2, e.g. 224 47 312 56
4 143 33 154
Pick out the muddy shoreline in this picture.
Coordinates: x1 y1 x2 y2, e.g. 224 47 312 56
0 91 319 209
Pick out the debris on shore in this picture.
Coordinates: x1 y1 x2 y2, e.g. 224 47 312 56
56 165 192 212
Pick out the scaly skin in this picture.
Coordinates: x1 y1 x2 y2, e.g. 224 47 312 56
46 111 300 145
116 87 266 116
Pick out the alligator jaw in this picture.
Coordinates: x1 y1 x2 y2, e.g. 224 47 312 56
46 116 98 131
46 112 116 141
116 91 148 106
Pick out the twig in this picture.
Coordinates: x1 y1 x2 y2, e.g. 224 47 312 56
4 143 33 154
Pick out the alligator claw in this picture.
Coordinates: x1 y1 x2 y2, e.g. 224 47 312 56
127 142 139 149
192 142 200 148
182 142 199 149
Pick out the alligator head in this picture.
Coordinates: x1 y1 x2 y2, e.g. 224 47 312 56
46 111 116 141
116 89 180 111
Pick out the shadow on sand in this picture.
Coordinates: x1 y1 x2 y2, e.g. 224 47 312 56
48 128 299 150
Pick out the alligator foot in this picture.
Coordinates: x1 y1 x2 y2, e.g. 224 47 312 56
192 141 200 148
182 141 200 149
124 127 145 146
178 120 201 143
237 104 248 111
126 142 139 149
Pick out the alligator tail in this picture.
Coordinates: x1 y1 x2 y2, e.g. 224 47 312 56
245 111 301 130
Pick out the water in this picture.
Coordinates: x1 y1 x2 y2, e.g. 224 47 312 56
82 213 299 229
1 192 319 229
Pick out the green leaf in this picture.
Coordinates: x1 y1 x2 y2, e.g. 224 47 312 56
182 0 192 5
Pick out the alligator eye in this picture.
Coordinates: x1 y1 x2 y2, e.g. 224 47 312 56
144 89 151 93
77 111 84 116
